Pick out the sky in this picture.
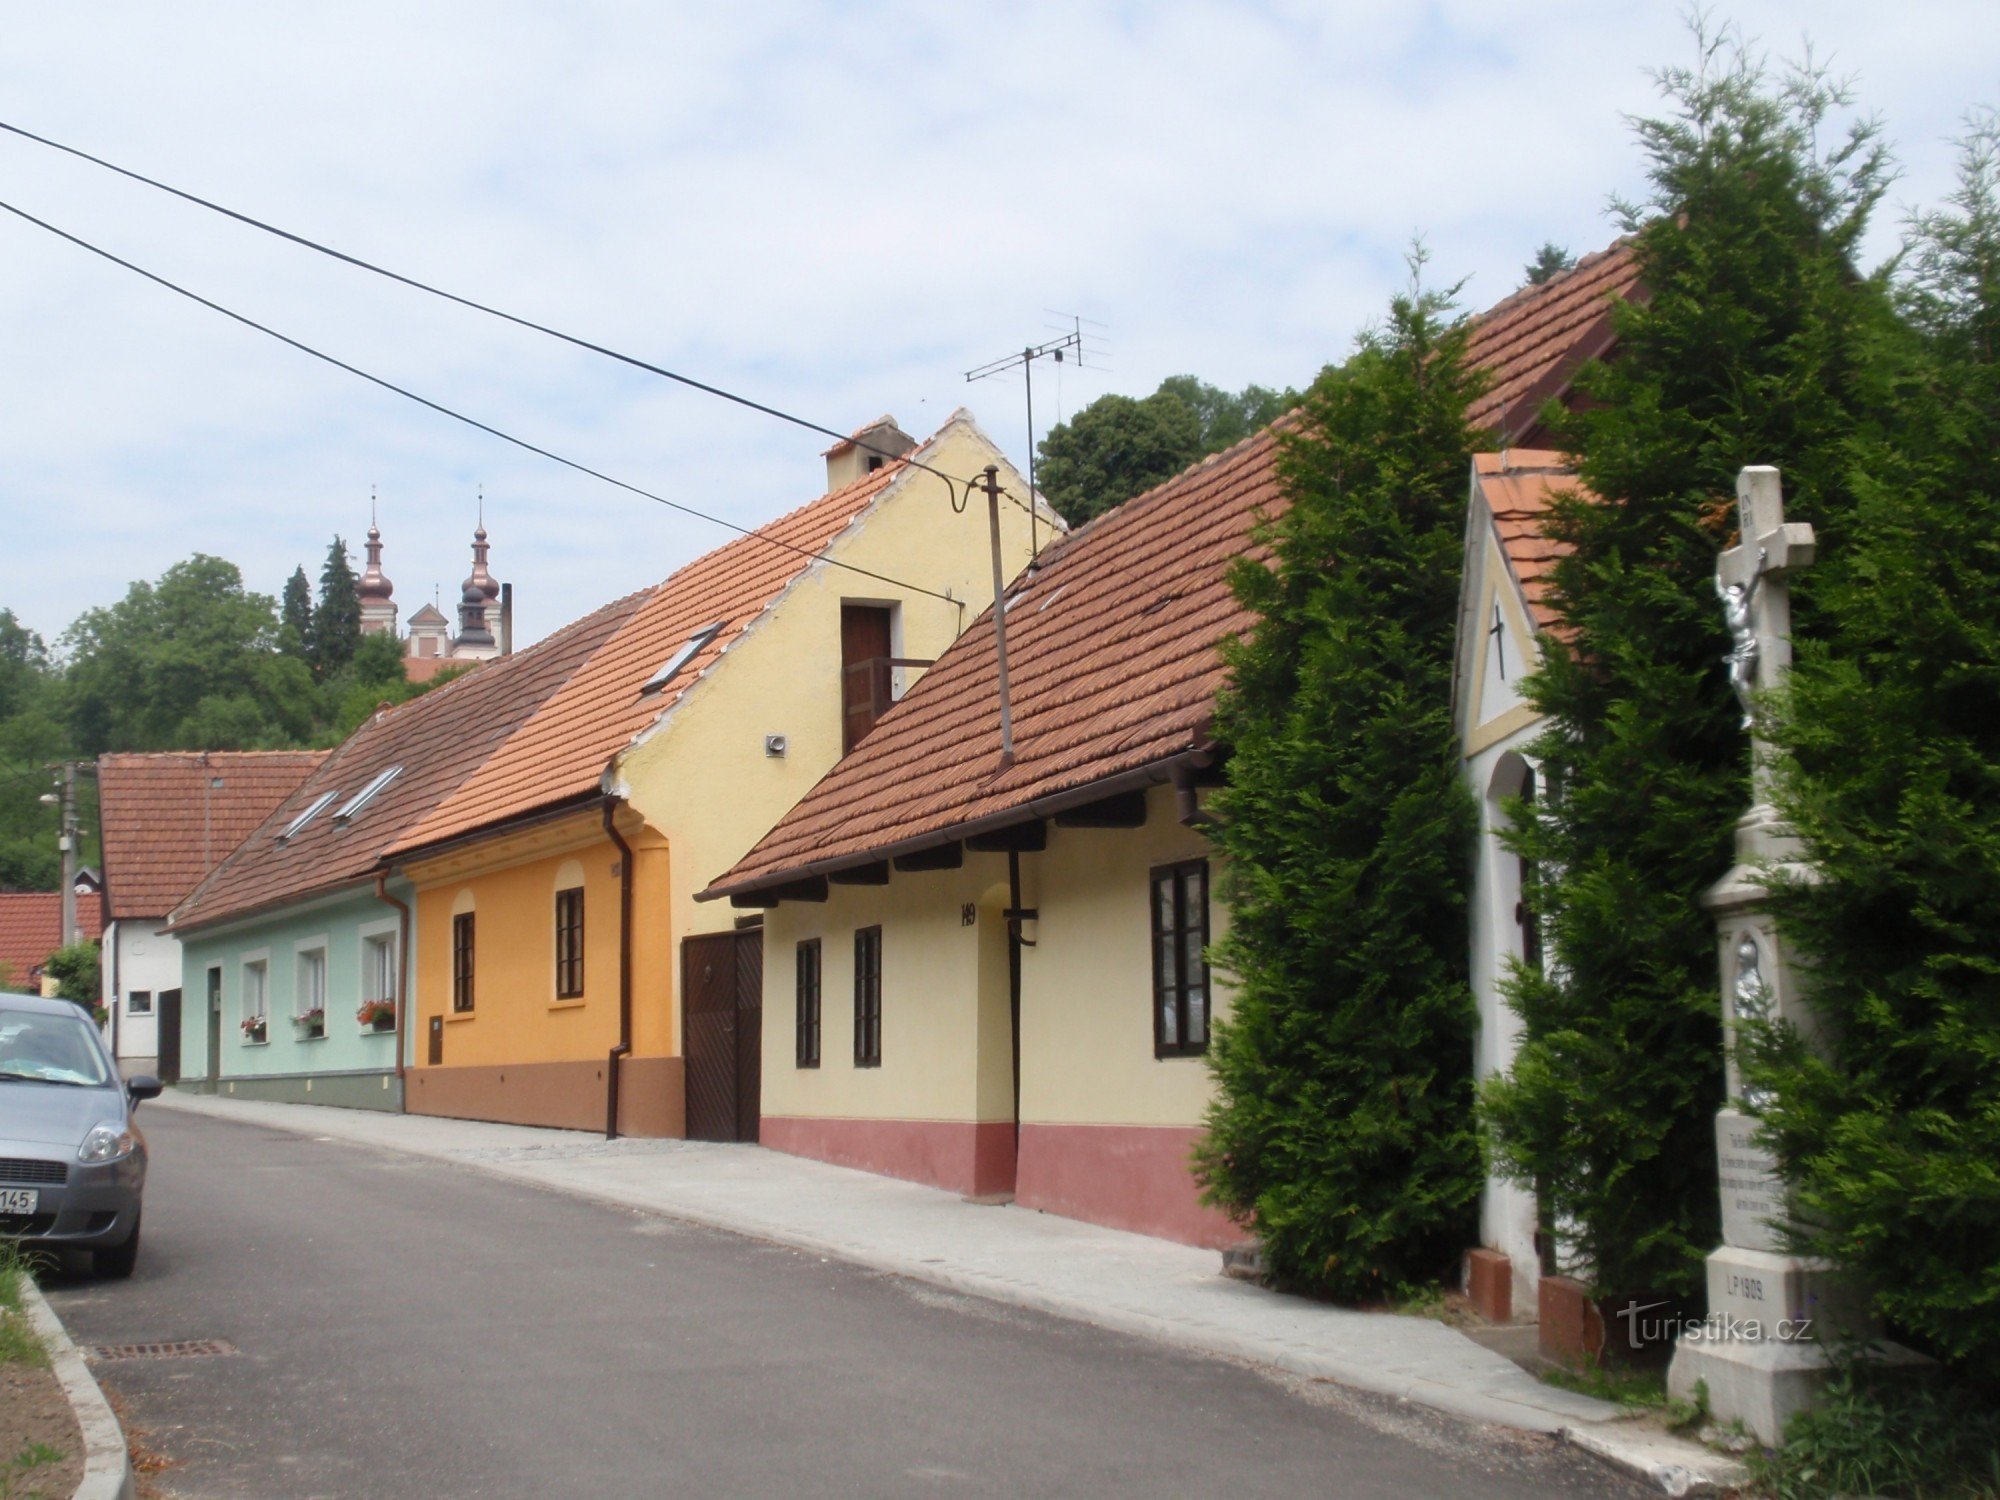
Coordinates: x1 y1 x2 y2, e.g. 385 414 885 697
1 2 1993 651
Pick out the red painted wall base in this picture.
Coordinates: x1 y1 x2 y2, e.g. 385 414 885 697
1016 1123 1240 1250
760 1116 1017 1198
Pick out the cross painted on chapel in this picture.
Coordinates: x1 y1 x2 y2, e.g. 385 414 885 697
1489 600 1508 680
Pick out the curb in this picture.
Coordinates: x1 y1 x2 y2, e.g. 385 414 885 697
21 1276 134 1500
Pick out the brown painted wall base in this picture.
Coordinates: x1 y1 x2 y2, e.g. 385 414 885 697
1016 1123 1240 1250
406 1055 685 1137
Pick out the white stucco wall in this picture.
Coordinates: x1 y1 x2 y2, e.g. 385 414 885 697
105 917 183 1071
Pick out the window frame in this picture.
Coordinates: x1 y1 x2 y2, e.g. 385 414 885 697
362 931 398 1005
1150 859 1212 1059
554 886 585 1000
852 925 882 1068
452 912 476 1013
126 989 153 1016
795 938 821 1068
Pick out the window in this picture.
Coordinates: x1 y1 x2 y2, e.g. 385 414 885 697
452 913 476 1013
363 933 397 1004
335 766 402 823
795 939 821 1068
640 623 723 696
126 989 153 1016
243 959 269 1031
1151 860 1210 1058
297 949 327 1013
852 926 882 1067
555 888 585 999
277 790 338 842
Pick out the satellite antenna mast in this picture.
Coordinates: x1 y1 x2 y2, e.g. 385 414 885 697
965 316 1091 561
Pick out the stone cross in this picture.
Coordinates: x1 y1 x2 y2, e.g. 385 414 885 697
1715 468 1815 784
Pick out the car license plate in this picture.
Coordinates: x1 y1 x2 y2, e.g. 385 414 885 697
0 1188 37 1214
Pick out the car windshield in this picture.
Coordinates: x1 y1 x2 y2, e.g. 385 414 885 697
0 1007 115 1088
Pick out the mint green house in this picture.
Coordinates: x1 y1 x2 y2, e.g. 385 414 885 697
175 883 413 1110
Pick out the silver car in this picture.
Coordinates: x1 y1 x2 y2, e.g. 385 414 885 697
0 990 160 1277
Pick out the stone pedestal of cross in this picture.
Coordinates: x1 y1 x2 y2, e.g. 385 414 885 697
1666 467 1919 1442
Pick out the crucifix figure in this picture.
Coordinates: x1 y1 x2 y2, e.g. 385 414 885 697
1489 600 1508 680
1714 468 1816 750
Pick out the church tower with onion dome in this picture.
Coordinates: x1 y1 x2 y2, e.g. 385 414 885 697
357 510 398 638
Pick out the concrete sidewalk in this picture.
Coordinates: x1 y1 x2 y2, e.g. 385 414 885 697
150 1090 1743 1495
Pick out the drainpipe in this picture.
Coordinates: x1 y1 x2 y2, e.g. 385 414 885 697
373 873 413 1106
602 798 635 1140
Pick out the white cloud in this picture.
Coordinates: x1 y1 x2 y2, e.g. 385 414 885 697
0 0 1991 649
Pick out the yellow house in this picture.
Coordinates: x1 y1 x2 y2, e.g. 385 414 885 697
702 251 1643 1249
386 413 1055 1136
700 417 1266 1247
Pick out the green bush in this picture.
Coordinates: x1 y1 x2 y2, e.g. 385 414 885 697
1196 268 1484 1299
1751 1364 2000 1499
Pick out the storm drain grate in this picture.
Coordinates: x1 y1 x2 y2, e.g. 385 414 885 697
86 1339 239 1362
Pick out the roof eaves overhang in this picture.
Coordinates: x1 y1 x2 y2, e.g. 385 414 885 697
698 743 1218 904
385 789 608 872
167 875 386 942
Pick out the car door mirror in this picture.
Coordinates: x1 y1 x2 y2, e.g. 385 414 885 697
125 1074 164 1103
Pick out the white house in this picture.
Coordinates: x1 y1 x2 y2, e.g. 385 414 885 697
97 751 326 1076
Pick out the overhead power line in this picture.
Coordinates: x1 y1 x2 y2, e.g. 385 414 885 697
0 118 975 493
0 196 961 607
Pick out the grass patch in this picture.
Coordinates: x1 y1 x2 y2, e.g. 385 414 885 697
0 1244 47 1369
1539 1360 1669 1410
1749 1364 2000 1499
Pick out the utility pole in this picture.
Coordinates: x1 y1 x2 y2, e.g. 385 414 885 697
978 465 1017 766
56 762 78 947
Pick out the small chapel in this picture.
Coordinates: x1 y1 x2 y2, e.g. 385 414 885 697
355 515 510 682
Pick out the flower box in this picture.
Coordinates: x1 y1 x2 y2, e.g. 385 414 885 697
240 1016 268 1043
356 999 397 1032
293 1008 326 1039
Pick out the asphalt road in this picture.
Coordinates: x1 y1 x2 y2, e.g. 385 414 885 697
42 1110 1648 1499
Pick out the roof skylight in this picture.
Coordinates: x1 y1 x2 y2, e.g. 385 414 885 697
334 767 402 823
640 623 723 696
277 791 338 842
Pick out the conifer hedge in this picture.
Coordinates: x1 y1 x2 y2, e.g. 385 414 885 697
1477 41 1900 1301
1196 277 1484 1299
1746 117 2000 1392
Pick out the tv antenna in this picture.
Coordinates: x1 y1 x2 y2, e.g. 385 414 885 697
965 315 1098 560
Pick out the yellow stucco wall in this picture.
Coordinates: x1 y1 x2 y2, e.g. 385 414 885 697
616 415 1049 1016
759 786 1229 1131
405 810 673 1066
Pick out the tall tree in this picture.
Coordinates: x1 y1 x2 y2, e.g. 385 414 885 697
1036 376 1300 525
62 556 317 754
1196 271 1485 1299
280 565 315 664
1745 114 2000 1390
311 537 361 680
1522 243 1577 287
0 608 49 722
1478 34 1902 1301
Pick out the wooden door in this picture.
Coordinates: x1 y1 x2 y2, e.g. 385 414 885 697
157 989 182 1084
683 930 763 1142
840 604 894 752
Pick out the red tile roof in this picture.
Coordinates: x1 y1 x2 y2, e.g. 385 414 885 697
1464 241 1641 444
97 752 328 920
385 443 925 858
1472 450 1589 633
0 891 104 991
703 423 1288 896
704 249 1635 899
167 590 647 933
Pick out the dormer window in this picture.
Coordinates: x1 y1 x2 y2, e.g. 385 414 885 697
277 791 338 842
641 623 723 696
335 767 402 823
